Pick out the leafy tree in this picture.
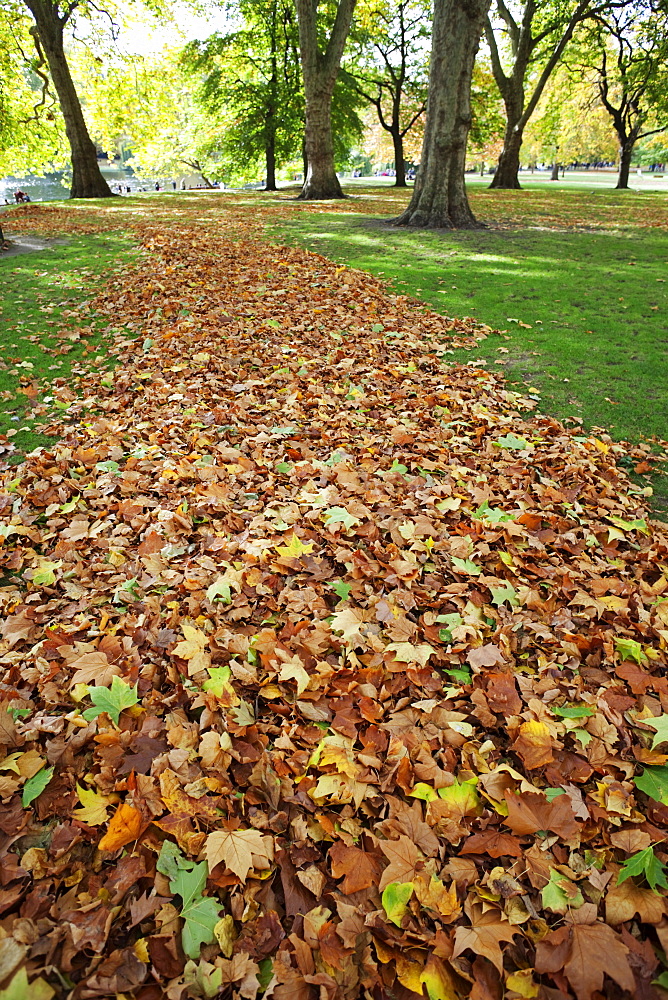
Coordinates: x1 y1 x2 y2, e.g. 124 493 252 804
394 0 492 228
182 0 303 190
344 0 430 186
7 0 114 197
485 0 604 189
79 49 225 187
585 0 668 188
294 0 358 199
0 6 66 176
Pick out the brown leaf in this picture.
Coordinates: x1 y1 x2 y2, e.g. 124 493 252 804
378 836 421 891
329 842 382 894
503 790 579 840
535 922 634 1000
452 903 520 973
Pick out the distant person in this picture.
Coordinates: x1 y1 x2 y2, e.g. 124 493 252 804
171 180 176 190
155 182 160 191
180 178 186 190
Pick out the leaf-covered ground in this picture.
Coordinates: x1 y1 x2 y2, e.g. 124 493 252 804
0 205 667 1000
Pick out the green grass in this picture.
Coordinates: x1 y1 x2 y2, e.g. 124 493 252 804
264 185 668 445
0 233 138 461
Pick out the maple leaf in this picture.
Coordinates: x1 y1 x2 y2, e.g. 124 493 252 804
386 641 435 666
329 607 367 644
22 764 53 807
278 653 311 695
503 790 579 839
31 558 62 586
98 802 144 851
617 845 668 892
203 828 270 881
82 676 139 725
382 882 414 926
158 842 223 959
452 903 520 973
379 836 421 891
274 533 314 558
322 506 360 530
0 969 54 1000
646 714 668 749
329 841 382 894
535 923 634 1000
73 783 112 825
171 624 211 675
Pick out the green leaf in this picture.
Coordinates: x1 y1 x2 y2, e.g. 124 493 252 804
617 846 668 892
494 433 530 450
95 460 120 473
322 506 360 530
0 969 54 1000
442 666 472 685
82 676 139 725
473 501 515 524
409 782 438 802
328 579 352 603
490 583 519 607
158 842 223 958
437 776 480 814
544 788 566 802
608 515 649 536
646 715 668 750
275 461 293 474
22 764 54 807
634 765 668 805
451 556 481 576
552 704 596 719
615 637 647 664
389 459 408 475
205 578 231 604
202 666 235 699
541 869 584 914
32 559 62 586
381 881 414 927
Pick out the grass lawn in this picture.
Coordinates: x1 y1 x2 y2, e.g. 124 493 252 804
0 232 138 460
263 184 668 445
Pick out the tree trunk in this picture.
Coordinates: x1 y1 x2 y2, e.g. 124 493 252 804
392 130 407 187
489 119 524 189
300 91 344 198
616 141 633 189
394 0 491 228
24 1 113 200
265 136 277 191
550 161 559 180
295 0 357 200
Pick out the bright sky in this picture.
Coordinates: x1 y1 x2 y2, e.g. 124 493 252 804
91 3 232 59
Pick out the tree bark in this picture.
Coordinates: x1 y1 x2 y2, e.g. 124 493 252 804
550 160 559 180
23 0 113 200
295 0 357 199
392 129 407 186
616 141 633 190
394 0 491 228
489 117 523 189
265 135 277 190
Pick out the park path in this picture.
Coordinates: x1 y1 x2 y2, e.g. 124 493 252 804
0 216 667 999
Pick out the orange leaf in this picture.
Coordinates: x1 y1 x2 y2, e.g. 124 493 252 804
98 802 144 851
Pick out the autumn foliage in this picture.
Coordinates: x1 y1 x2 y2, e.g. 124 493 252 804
0 204 667 999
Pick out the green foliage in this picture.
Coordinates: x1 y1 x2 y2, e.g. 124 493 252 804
22 764 54 807
382 881 414 926
82 676 139 725
634 765 668 805
617 846 668 892
157 841 222 958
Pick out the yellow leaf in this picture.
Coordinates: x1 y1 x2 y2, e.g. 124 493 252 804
275 534 314 559
98 802 144 851
278 654 311 695
73 783 112 826
204 828 271 881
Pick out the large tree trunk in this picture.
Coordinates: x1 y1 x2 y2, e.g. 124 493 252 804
489 117 524 189
616 140 633 190
265 135 277 191
550 160 560 180
394 0 491 228
392 130 407 187
24 0 113 200
295 0 357 199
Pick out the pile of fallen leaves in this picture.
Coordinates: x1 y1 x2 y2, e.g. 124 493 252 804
0 213 667 1000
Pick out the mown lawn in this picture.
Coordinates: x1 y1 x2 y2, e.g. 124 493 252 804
0 233 138 460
